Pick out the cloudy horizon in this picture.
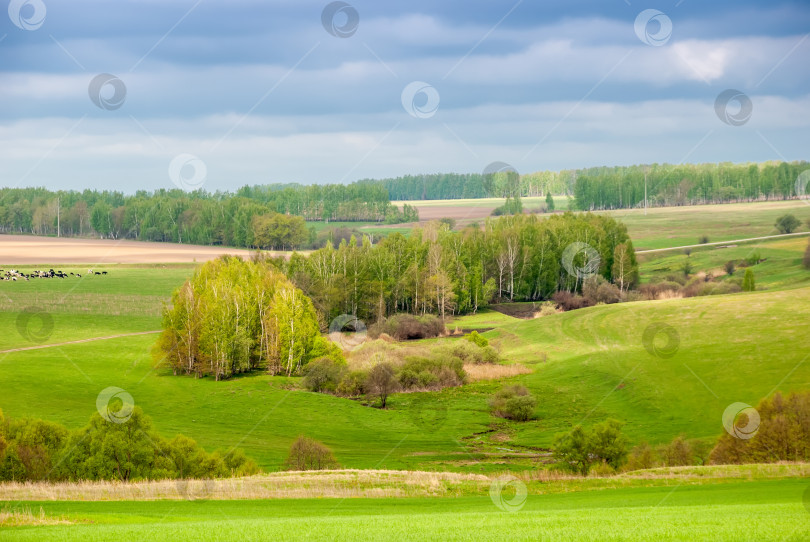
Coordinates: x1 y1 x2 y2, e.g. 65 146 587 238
1 0 809 193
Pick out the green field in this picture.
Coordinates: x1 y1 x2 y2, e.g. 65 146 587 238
2 199 810 538
3 479 809 541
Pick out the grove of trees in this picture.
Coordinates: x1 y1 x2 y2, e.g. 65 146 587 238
154 256 343 379
0 407 257 482
280 212 638 324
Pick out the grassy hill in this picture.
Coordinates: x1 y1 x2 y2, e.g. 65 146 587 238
2 279 808 472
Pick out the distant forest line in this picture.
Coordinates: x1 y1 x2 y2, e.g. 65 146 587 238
0 160 807 247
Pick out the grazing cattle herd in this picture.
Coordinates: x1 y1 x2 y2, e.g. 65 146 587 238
1 269 108 281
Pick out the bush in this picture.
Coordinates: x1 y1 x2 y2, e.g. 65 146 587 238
710 391 810 464
489 384 536 421
434 340 498 365
775 213 801 234
465 331 488 347
588 461 616 477
283 436 339 471
302 357 346 393
624 442 659 471
552 291 591 311
553 419 628 475
399 356 466 391
661 436 692 466
724 260 736 275
698 235 709 244
368 314 446 341
336 370 367 397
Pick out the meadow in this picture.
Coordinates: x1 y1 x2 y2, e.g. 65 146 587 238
2 479 809 541
2 198 810 538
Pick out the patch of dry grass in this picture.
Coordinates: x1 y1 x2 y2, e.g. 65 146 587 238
0 506 73 526
0 470 490 502
464 363 532 382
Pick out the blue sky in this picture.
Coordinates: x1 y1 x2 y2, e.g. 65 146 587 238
1 0 809 192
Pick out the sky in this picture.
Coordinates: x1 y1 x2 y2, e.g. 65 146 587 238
1 0 809 193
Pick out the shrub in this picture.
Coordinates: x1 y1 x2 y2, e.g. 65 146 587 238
624 442 658 471
399 356 466 391
283 436 339 471
588 461 616 477
775 213 801 234
698 235 709 244
489 384 536 421
661 436 692 466
434 340 498 365
336 370 367 397
302 357 346 393
710 391 810 464
553 419 628 475
368 314 446 341
744 250 762 266
724 260 736 275
465 330 488 347
552 291 591 311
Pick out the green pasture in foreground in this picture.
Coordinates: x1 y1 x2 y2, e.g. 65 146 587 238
3 479 809 541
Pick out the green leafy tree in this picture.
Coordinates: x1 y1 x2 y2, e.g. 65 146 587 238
775 213 801 234
546 191 555 211
742 268 755 291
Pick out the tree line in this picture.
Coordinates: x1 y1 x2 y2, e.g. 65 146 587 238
279 212 637 324
572 161 810 210
0 407 258 482
363 171 574 200
0 182 418 248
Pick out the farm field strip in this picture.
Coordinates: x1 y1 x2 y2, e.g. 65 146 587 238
2 479 809 541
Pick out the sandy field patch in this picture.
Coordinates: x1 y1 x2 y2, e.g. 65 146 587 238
0 235 290 264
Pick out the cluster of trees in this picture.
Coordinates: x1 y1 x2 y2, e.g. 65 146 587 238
573 161 810 210
552 390 810 476
0 182 416 247
281 213 638 324
154 256 343 380
0 407 258 482
367 170 574 200
710 391 810 464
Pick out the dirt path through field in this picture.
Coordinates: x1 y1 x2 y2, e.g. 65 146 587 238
0 330 161 354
